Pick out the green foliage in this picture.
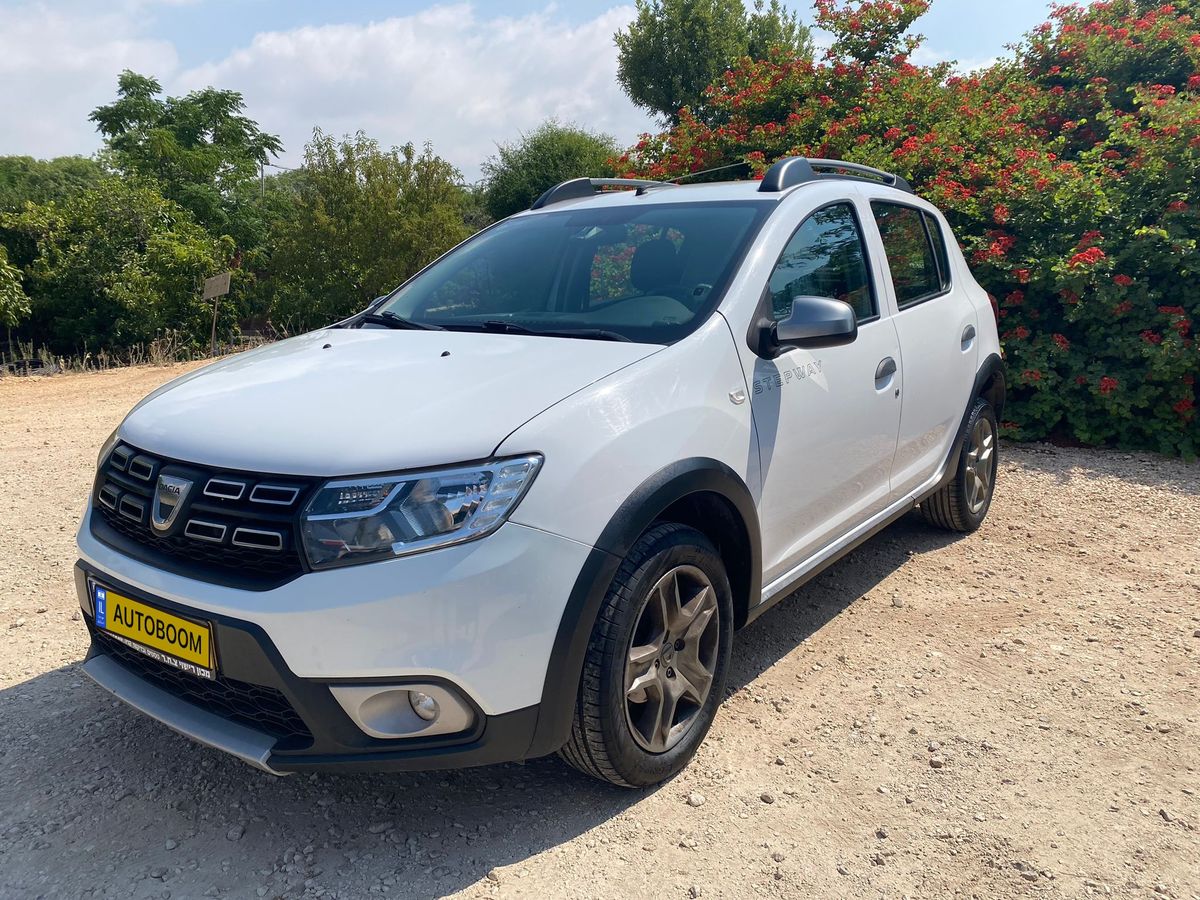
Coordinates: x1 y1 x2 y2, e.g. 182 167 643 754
90 70 283 247
0 178 225 353
619 0 1200 456
481 120 620 220
615 0 812 124
0 245 30 338
264 129 471 333
0 156 105 212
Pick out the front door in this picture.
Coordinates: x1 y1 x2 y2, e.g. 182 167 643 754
747 200 903 589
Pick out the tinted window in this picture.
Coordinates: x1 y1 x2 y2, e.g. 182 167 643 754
767 203 875 322
871 202 944 307
923 211 952 291
379 203 767 345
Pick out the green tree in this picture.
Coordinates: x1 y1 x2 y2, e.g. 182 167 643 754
481 120 620 220
0 245 30 350
0 156 104 211
89 71 282 246
615 0 811 124
0 178 225 353
265 129 471 332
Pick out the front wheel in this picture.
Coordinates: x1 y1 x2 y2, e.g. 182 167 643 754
921 396 999 532
559 523 733 787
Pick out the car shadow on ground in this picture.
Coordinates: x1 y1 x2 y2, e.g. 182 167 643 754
0 512 960 899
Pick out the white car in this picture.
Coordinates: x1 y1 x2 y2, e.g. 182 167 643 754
76 158 1004 787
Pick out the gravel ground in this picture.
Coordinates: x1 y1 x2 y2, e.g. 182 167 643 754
1 362 1198 900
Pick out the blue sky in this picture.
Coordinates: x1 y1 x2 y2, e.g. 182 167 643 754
0 1 1056 179
152 0 1052 70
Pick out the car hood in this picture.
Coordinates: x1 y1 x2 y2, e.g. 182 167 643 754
119 328 659 476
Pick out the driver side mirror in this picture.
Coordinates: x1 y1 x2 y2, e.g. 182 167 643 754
752 295 858 359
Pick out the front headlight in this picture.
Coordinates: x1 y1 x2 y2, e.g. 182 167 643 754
300 455 543 569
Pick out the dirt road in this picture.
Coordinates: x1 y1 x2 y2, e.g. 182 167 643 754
1 363 1197 899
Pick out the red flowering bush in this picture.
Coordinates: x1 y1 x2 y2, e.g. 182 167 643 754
617 0 1200 456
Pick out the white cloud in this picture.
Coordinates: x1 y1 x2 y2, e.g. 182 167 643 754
0 2 656 179
177 4 656 180
0 1 179 159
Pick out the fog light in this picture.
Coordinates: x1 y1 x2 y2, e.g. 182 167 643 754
409 690 439 721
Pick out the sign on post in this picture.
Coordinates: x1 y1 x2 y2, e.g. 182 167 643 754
203 272 233 356
203 272 231 301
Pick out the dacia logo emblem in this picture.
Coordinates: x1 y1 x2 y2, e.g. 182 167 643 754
151 474 193 533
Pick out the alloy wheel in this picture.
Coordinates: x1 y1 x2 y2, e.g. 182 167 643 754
964 416 996 515
623 564 720 754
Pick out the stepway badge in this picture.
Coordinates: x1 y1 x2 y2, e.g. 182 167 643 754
94 586 107 628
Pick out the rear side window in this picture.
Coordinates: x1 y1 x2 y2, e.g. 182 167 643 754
871 202 950 307
767 202 876 322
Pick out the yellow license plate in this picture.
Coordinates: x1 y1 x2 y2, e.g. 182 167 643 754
93 585 216 679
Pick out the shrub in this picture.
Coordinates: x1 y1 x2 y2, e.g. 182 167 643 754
0 178 227 354
617 0 1200 456
482 121 620 220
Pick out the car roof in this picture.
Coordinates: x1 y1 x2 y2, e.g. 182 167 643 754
516 177 921 216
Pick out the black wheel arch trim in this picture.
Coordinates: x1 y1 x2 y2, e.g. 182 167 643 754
924 352 1006 499
525 457 761 758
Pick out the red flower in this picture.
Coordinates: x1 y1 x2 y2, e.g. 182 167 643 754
1174 397 1195 417
1052 333 1070 351
993 203 1010 224
1141 330 1163 345
1189 75 1200 90
1014 326 1031 339
1006 290 1025 306
1069 247 1106 267
1014 268 1031 282
1099 376 1119 395
1077 231 1103 248
1168 201 1189 212
1113 274 1134 286
1114 300 1133 315
1022 369 1043 382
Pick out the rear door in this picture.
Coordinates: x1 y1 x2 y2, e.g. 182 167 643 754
866 200 978 497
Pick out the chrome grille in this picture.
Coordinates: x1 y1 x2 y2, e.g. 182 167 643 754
92 443 315 588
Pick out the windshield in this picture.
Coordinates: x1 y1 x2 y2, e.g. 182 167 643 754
375 201 770 344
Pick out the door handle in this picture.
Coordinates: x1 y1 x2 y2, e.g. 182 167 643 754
874 357 897 389
961 324 976 350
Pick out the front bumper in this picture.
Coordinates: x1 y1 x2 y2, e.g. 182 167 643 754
74 508 593 772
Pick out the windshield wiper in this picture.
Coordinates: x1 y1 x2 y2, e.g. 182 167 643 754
357 310 444 331
474 320 632 342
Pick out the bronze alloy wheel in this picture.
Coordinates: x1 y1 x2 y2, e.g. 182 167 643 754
623 564 720 754
963 415 996 515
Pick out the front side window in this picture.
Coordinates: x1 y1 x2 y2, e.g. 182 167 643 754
871 202 948 307
377 202 768 344
767 202 875 322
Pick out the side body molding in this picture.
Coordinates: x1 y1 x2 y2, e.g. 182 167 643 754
525 458 761 758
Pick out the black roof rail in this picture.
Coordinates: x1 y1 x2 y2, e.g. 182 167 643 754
530 177 677 210
758 157 914 194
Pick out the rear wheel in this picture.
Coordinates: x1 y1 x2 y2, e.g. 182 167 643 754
559 523 733 787
921 397 999 532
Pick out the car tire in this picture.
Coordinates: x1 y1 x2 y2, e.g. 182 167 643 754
921 396 999 533
559 523 733 787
